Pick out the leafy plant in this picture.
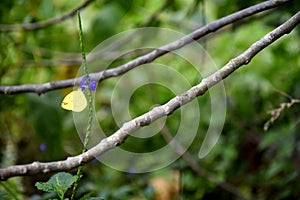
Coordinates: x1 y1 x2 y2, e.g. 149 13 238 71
35 172 76 200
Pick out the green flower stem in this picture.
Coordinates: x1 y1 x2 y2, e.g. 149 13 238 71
71 11 94 200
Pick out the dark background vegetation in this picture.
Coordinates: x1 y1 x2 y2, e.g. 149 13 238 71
0 0 300 199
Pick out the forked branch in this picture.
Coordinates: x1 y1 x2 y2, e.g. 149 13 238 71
0 0 292 94
0 10 299 181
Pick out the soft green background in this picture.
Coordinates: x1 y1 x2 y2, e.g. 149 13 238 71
0 0 300 199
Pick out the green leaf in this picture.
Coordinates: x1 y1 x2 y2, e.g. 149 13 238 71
35 181 55 193
35 172 76 199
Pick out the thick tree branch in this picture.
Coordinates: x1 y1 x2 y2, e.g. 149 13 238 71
0 0 95 32
0 0 292 95
1 10 299 181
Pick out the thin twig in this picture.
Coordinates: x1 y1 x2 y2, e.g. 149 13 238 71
16 0 174 68
0 0 292 95
264 98 300 131
0 10 299 180
0 0 95 32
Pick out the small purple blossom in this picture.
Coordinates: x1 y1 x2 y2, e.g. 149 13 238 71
80 76 97 91
39 143 46 151
129 167 137 174
126 167 137 179
89 79 97 91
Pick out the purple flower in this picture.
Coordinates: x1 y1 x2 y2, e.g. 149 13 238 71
89 79 97 91
80 76 97 91
129 167 137 174
39 143 46 151
126 167 137 179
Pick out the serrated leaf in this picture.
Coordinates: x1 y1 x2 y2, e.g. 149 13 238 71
35 172 76 199
50 172 76 193
35 181 56 193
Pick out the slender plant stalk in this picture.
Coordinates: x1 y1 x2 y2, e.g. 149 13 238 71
71 11 94 200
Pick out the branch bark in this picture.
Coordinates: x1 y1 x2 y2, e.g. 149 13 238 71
0 0 95 32
1 10 299 181
0 0 292 95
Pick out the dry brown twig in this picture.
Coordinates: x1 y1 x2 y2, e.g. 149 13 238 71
264 98 300 131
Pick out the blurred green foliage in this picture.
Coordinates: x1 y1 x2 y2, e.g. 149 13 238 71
0 0 299 199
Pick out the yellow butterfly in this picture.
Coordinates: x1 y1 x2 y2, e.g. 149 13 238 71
61 89 87 112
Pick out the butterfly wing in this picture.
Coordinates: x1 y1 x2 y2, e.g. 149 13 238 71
61 89 87 112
